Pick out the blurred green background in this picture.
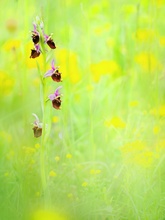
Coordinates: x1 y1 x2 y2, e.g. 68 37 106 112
1 0 165 219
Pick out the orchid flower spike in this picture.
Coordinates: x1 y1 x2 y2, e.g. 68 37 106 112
48 86 62 110
44 59 62 82
32 113 42 138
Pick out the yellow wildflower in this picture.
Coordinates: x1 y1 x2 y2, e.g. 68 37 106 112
31 209 67 220
66 153 72 159
153 126 160 135
23 146 36 154
150 105 165 117
0 70 15 95
55 156 60 162
52 116 59 123
90 169 101 175
129 100 139 107
49 171 57 177
90 60 121 82
104 117 126 129
121 140 146 153
82 182 88 187
122 4 136 16
135 29 155 42
35 143 40 149
133 151 154 168
154 0 164 6
55 49 81 83
135 52 160 72
2 39 21 51
94 23 111 35
159 36 165 46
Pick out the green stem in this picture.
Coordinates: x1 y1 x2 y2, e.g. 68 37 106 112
39 45 48 203
40 78 47 199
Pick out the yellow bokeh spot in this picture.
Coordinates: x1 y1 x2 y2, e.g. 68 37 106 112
150 105 165 117
121 140 146 154
105 117 126 129
55 156 60 162
154 0 164 6
129 100 139 107
133 151 154 168
35 143 40 149
159 36 165 46
153 126 160 134
90 60 121 82
82 182 88 187
122 4 136 16
52 116 59 123
90 169 101 175
66 153 72 159
49 171 57 177
23 146 36 154
2 39 21 51
55 49 81 83
94 23 111 35
0 70 15 95
31 209 67 220
135 29 155 42
135 52 160 72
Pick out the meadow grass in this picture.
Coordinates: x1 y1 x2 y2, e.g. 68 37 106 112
0 0 165 219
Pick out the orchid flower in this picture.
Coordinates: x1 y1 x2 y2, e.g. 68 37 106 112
48 86 62 110
31 23 40 44
44 59 62 82
32 113 42 138
30 44 40 58
42 28 56 49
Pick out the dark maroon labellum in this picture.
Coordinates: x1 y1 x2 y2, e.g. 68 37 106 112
47 38 56 49
30 49 40 58
51 70 62 82
52 96 61 109
32 33 39 44
33 126 42 138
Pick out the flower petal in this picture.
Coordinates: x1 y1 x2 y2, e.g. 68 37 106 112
44 70 53 77
54 86 62 97
51 59 55 70
49 94 56 101
32 113 39 126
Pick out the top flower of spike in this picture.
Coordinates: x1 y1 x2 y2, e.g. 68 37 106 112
30 17 56 59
